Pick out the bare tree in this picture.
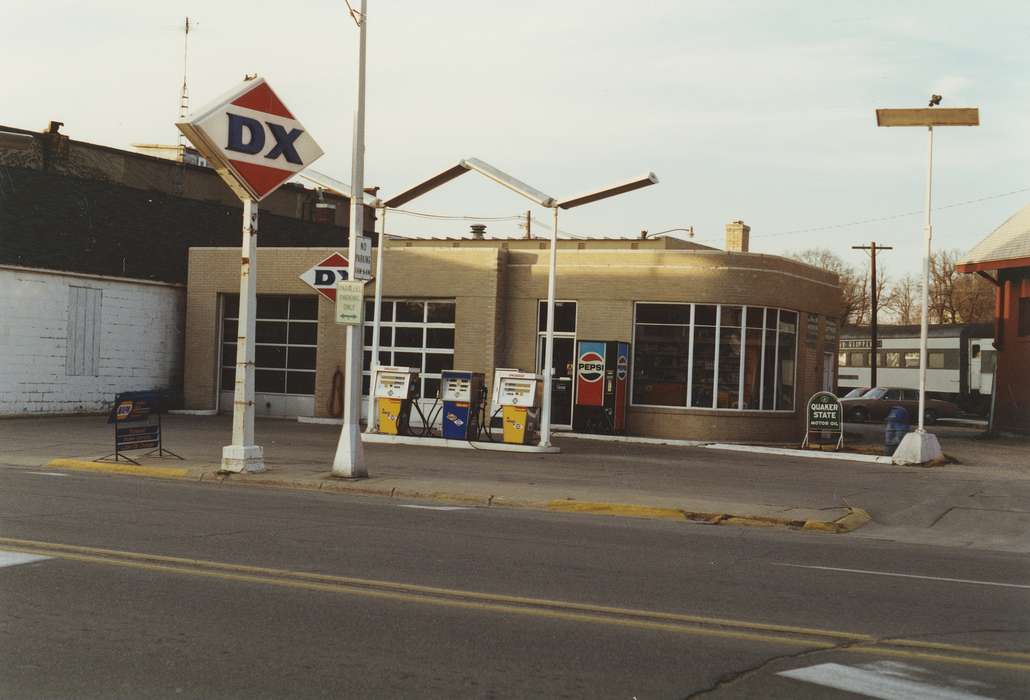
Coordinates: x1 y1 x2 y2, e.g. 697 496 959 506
885 273 920 325
882 250 993 325
789 248 865 327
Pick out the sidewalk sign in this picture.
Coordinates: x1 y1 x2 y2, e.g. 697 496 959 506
98 391 183 465
802 391 843 450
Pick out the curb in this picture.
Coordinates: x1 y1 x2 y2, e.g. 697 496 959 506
47 458 190 479
42 461 871 535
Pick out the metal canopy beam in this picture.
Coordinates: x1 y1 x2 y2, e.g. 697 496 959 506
558 172 659 210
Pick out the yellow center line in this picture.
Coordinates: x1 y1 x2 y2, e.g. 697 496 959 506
3 536 1029 673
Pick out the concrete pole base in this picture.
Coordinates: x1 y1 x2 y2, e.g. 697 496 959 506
220 444 266 473
891 430 944 466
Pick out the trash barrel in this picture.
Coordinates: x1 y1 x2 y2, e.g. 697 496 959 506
884 405 910 455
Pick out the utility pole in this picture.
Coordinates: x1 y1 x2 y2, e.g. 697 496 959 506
852 242 892 388
524 210 532 239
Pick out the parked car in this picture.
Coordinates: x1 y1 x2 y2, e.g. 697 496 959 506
840 387 960 425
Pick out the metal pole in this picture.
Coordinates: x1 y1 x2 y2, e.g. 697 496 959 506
333 0 368 477
917 126 934 432
221 199 264 472
539 206 558 447
364 203 386 433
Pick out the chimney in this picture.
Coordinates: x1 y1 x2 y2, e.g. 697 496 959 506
725 219 750 253
470 223 486 240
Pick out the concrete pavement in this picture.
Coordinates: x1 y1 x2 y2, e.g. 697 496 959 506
1 414 1028 548
2 470 1028 698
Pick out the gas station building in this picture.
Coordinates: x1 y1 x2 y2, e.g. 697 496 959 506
183 222 842 443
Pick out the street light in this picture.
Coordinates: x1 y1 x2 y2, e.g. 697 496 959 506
537 173 659 447
875 101 979 464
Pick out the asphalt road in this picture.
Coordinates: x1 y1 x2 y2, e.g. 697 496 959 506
1 467 1028 698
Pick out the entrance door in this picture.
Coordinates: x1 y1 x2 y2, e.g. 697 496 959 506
538 336 575 428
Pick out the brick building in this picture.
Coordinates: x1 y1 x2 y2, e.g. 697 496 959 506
0 123 365 415
184 222 843 443
958 203 1030 434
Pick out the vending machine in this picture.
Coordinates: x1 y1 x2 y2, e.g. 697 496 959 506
494 370 542 445
573 340 630 434
440 370 485 440
372 366 420 435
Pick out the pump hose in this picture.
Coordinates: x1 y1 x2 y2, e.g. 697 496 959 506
481 407 501 442
328 368 344 418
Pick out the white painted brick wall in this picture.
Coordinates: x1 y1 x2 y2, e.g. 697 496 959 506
0 267 185 415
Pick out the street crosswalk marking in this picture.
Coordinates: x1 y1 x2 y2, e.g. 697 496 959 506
397 505 471 511
778 661 994 699
0 550 52 568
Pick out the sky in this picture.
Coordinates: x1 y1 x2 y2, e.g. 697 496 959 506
5 1 1029 278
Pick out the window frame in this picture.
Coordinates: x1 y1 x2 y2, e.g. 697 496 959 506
221 294 319 396
361 298 457 398
630 302 797 412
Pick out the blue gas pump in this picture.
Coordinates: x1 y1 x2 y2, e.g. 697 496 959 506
440 371 485 440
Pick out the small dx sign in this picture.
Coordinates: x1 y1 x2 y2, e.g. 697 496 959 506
300 252 350 302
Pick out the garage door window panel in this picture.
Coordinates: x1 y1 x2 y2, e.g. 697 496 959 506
221 294 318 397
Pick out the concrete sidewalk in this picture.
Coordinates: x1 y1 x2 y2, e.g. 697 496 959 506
2 415 1028 545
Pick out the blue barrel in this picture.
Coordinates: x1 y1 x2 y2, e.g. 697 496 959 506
884 405 910 455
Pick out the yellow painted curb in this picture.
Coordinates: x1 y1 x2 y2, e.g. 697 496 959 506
802 507 872 533
47 458 189 479
547 500 688 521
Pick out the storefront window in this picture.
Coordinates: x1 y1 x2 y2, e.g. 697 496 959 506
361 299 456 398
632 304 690 407
632 303 798 411
221 294 318 396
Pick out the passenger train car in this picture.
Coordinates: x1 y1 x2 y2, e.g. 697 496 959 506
836 323 995 415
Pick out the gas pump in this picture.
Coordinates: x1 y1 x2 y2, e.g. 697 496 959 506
494 370 542 444
573 340 630 434
372 366 420 435
440 370 485 440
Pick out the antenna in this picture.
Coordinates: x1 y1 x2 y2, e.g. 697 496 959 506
178 16 191 158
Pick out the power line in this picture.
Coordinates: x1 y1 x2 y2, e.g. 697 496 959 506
695 185 1030 242
388 207 523 222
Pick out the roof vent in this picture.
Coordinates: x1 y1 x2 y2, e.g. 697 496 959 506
470 224 486 240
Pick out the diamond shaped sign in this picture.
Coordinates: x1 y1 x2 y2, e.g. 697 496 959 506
300 252 350 302
176 76 323 201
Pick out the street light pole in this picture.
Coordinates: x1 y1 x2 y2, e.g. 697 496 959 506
539 206 559 447
917 126 934 432
875 102 978 464
333 0 368 477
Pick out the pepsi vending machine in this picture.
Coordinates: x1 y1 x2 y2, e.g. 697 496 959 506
573 340 630 434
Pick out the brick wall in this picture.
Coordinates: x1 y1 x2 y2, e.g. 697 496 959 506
0 266 184 415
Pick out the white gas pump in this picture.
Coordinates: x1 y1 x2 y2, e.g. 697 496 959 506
493 370 542 444
372 366 420 435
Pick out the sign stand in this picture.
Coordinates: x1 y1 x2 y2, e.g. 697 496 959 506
98 392 183 465
220 199 265 473
802 391 844 451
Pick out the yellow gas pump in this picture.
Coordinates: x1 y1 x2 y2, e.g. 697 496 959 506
493 371 542 444
372 366 420 435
